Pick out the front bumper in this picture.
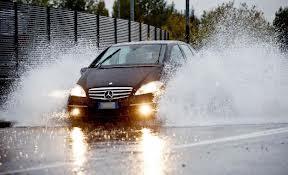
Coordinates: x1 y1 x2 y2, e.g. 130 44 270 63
67 93 156 120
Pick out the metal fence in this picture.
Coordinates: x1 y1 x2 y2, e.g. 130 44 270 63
0 0 169 79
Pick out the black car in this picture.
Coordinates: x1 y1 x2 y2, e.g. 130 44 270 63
67 40 196 121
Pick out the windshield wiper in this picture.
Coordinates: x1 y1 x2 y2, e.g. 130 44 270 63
96 48 121 68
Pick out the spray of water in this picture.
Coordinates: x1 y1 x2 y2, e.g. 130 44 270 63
1 5 287 127
0 42 99 125
158 10 288 126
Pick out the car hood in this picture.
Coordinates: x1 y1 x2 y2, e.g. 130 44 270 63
78 65 162 89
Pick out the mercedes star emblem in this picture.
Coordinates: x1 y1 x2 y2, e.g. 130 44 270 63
104 90 113 100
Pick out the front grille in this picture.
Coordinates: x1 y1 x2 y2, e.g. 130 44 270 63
88 87 133 100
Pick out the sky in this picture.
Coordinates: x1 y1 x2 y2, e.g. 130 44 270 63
103 0 287 22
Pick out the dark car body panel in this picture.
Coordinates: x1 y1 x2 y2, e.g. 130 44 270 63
79 65 162 90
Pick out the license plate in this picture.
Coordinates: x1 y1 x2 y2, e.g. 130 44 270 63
98 102 118 109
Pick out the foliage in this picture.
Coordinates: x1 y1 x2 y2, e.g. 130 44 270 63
12 0 281 49
136 0 173 27
112 0 130 19
15 0 109 16
189 11 201 46
86 0 109 16
60 0 109 16
111 0 200 45
273 7 288 52
15 0 54 6
112 0 174 27
111 1 274 48
162 12 185 41
198 2 273 47
60 0 86 11
162 9 200 46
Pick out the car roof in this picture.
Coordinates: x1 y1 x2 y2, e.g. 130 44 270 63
112 40 187 47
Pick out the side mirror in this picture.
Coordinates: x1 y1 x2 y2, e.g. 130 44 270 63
80 67 88 75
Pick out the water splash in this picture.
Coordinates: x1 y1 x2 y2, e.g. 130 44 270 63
158 11 288 126
0 43 99 125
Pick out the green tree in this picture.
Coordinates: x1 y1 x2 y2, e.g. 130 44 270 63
112 0 200 45
162 7 200 46
273 7 288 52
61 0 86 11
95 0 109 16
198 2 272 47
16 0 109 15
87 0 109 16
112 0 173 27
163 12 185 41
112 0 130 19
16 0 52 6
136 0 171 27
189 9 200 46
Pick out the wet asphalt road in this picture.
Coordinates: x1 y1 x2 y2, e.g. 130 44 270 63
0 123 288 175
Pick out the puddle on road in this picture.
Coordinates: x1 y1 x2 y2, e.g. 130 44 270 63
0 125 168 174
1 123 287 174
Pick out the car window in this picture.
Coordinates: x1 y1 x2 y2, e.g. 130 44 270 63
95 44 165 66
180 44 194 59
170 45 185 64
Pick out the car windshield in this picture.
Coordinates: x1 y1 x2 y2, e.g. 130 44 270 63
95 44 165 67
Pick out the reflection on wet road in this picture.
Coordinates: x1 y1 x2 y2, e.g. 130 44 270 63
140 128 165 175
70 127 87 174
0 124 288 174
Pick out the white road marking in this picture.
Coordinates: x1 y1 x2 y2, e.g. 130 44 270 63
172 127 288 149
0 162 71 175
0 157 104 175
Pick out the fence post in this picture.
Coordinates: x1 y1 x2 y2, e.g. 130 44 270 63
160 29 162 40
167 32 169 40
164 30 166 40
139 22 142 41
96 14 100 48
128 19 131 42
147 24 150 40
154 27 157 40
74 10 78 44
14 2 18 77
46 7 51 43
114 18 117 44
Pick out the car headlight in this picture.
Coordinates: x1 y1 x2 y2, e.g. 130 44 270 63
135 81 163 96
70 85 86 97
